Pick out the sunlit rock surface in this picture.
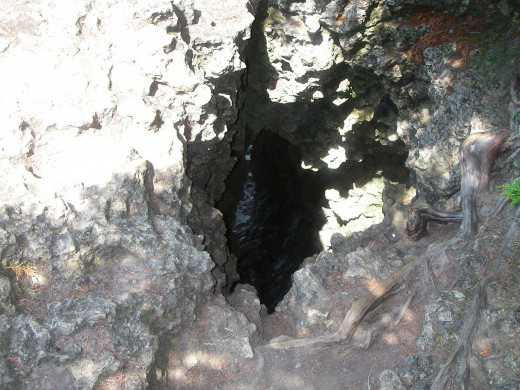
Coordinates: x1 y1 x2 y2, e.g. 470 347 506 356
1 0 520 389
0 0 256 388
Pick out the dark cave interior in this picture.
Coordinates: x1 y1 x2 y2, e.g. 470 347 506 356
231 130 326 312
211 0 413 312
219 129 410 312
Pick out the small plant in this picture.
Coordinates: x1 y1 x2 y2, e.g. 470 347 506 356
514 112 520 134
4 264 45 287
498 178 520 207
5 264 38 281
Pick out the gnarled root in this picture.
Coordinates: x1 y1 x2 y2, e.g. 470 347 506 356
431 215 519 389
256 131 506 390
459 132 502 237
263 257 421 351
407 132 502 241
406 207 463 240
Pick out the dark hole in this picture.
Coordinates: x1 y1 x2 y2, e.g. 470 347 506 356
149 80 160 96
229 130 326 312
219 128 409 313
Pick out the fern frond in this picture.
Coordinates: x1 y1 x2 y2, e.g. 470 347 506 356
498 178 520 207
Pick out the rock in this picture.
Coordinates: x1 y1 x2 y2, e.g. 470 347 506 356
280 266 333 334
44 295 117 336
9 314 51 366
263 6 344 103
0 0 519 388
400 38 510 203
0 0 256 387
0 315 14 387
0 357 11 388
330 233 352 254
379 369 407 390
157 295 258 389
416 290 468 367
0 276 11 302
68 351 122 389
325 177 386 235
226 284 266 340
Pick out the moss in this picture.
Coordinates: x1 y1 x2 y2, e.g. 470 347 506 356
264 7 285 29
140 310 158 327
84 255 101 274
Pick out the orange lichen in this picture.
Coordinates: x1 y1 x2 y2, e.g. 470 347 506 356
479 341 491 357
7 355 20 363
364 278 380 291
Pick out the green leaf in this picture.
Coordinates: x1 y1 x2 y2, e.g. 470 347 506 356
498 178 520 207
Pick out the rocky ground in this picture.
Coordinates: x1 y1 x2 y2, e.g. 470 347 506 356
1 0 520 389
153 184 520 389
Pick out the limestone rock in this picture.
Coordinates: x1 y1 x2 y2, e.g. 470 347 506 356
275 246 403 336
379 369 407 390
278 265 333 334
44 295 117 336
1 0 519 388
325 177 386 235
416 290 468 366
0 0 256 387
263 6 344 103
158 295 258 389
227 284 266 341
0 277 11 302
9 314 51 366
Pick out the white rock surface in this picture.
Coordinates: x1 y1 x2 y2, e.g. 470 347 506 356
0 0 257 388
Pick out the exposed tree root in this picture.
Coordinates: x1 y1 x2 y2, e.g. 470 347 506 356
262 132 502 351
431 276 488 390
459 132 502 237
431 215 519 389
354 291 415 350
406 207 463 240
253 131 509 390
262 258 422 351
406 132 502 240
495 146 520 172
330 259 419 344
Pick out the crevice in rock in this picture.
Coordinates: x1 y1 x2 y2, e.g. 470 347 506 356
218 128 410 312
209 1 411 312
179 0 413 312
228 130 326 312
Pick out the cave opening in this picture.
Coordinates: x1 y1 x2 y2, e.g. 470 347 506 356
218 126 410 313
230 130 326 312
208 0 412 313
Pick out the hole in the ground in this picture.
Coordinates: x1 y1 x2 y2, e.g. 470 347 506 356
230 130 326 312
219 128 410 313
209 0 411 312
